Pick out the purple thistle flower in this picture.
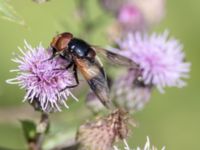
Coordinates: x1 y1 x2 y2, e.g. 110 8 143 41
7 41 78 112
98 0 124 14
86 91 105 113
112 69 152 112
133 0 166 26
118 4 141 23
117 31 191 93
117 3 145 32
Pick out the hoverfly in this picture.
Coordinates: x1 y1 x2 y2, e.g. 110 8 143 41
48 32 138 108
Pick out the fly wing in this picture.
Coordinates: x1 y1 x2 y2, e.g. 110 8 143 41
92 45 138 69
75 58 112 108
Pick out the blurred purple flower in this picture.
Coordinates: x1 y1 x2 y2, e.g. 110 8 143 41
98 0 124 14
101 0 165 37
86 91 105 113
133 0 166 26
117 31 191 93
7 41 78 112
112 69 152 112
117 3 145 32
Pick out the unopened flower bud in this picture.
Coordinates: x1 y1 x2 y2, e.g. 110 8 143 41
76 109 133 150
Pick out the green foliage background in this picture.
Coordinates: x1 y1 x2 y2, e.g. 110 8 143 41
0 0 199 149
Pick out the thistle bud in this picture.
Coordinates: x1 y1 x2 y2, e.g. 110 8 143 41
76 109 133 150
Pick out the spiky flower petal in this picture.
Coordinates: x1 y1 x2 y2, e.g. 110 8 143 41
7 41 78 112
113 136 165 150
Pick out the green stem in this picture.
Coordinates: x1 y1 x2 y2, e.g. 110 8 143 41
29 112 49 150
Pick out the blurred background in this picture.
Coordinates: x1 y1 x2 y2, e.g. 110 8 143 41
0 0 199 149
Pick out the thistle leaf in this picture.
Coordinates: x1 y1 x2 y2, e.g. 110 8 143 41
20 120 37 142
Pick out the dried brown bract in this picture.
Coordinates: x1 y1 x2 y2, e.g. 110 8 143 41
76 109 135 150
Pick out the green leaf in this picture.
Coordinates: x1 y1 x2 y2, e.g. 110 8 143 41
0 0 25 25
20 120 37 142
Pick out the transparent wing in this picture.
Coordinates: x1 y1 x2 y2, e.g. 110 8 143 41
75 58 112 108
92 45 138 69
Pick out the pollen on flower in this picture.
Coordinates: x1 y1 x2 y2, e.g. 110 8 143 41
6 41 78 112
117 31 191 93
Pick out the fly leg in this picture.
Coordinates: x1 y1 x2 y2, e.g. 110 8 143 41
60 65 79 92
53 54 73 71
53 61 74 71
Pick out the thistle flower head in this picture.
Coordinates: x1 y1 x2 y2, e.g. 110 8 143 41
76 109 132 150
98 0 124 14
117 3 145 32
7 41 78 112
86 91 105 113
112 69 152 112
133 0 166 26
117 31 191 93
